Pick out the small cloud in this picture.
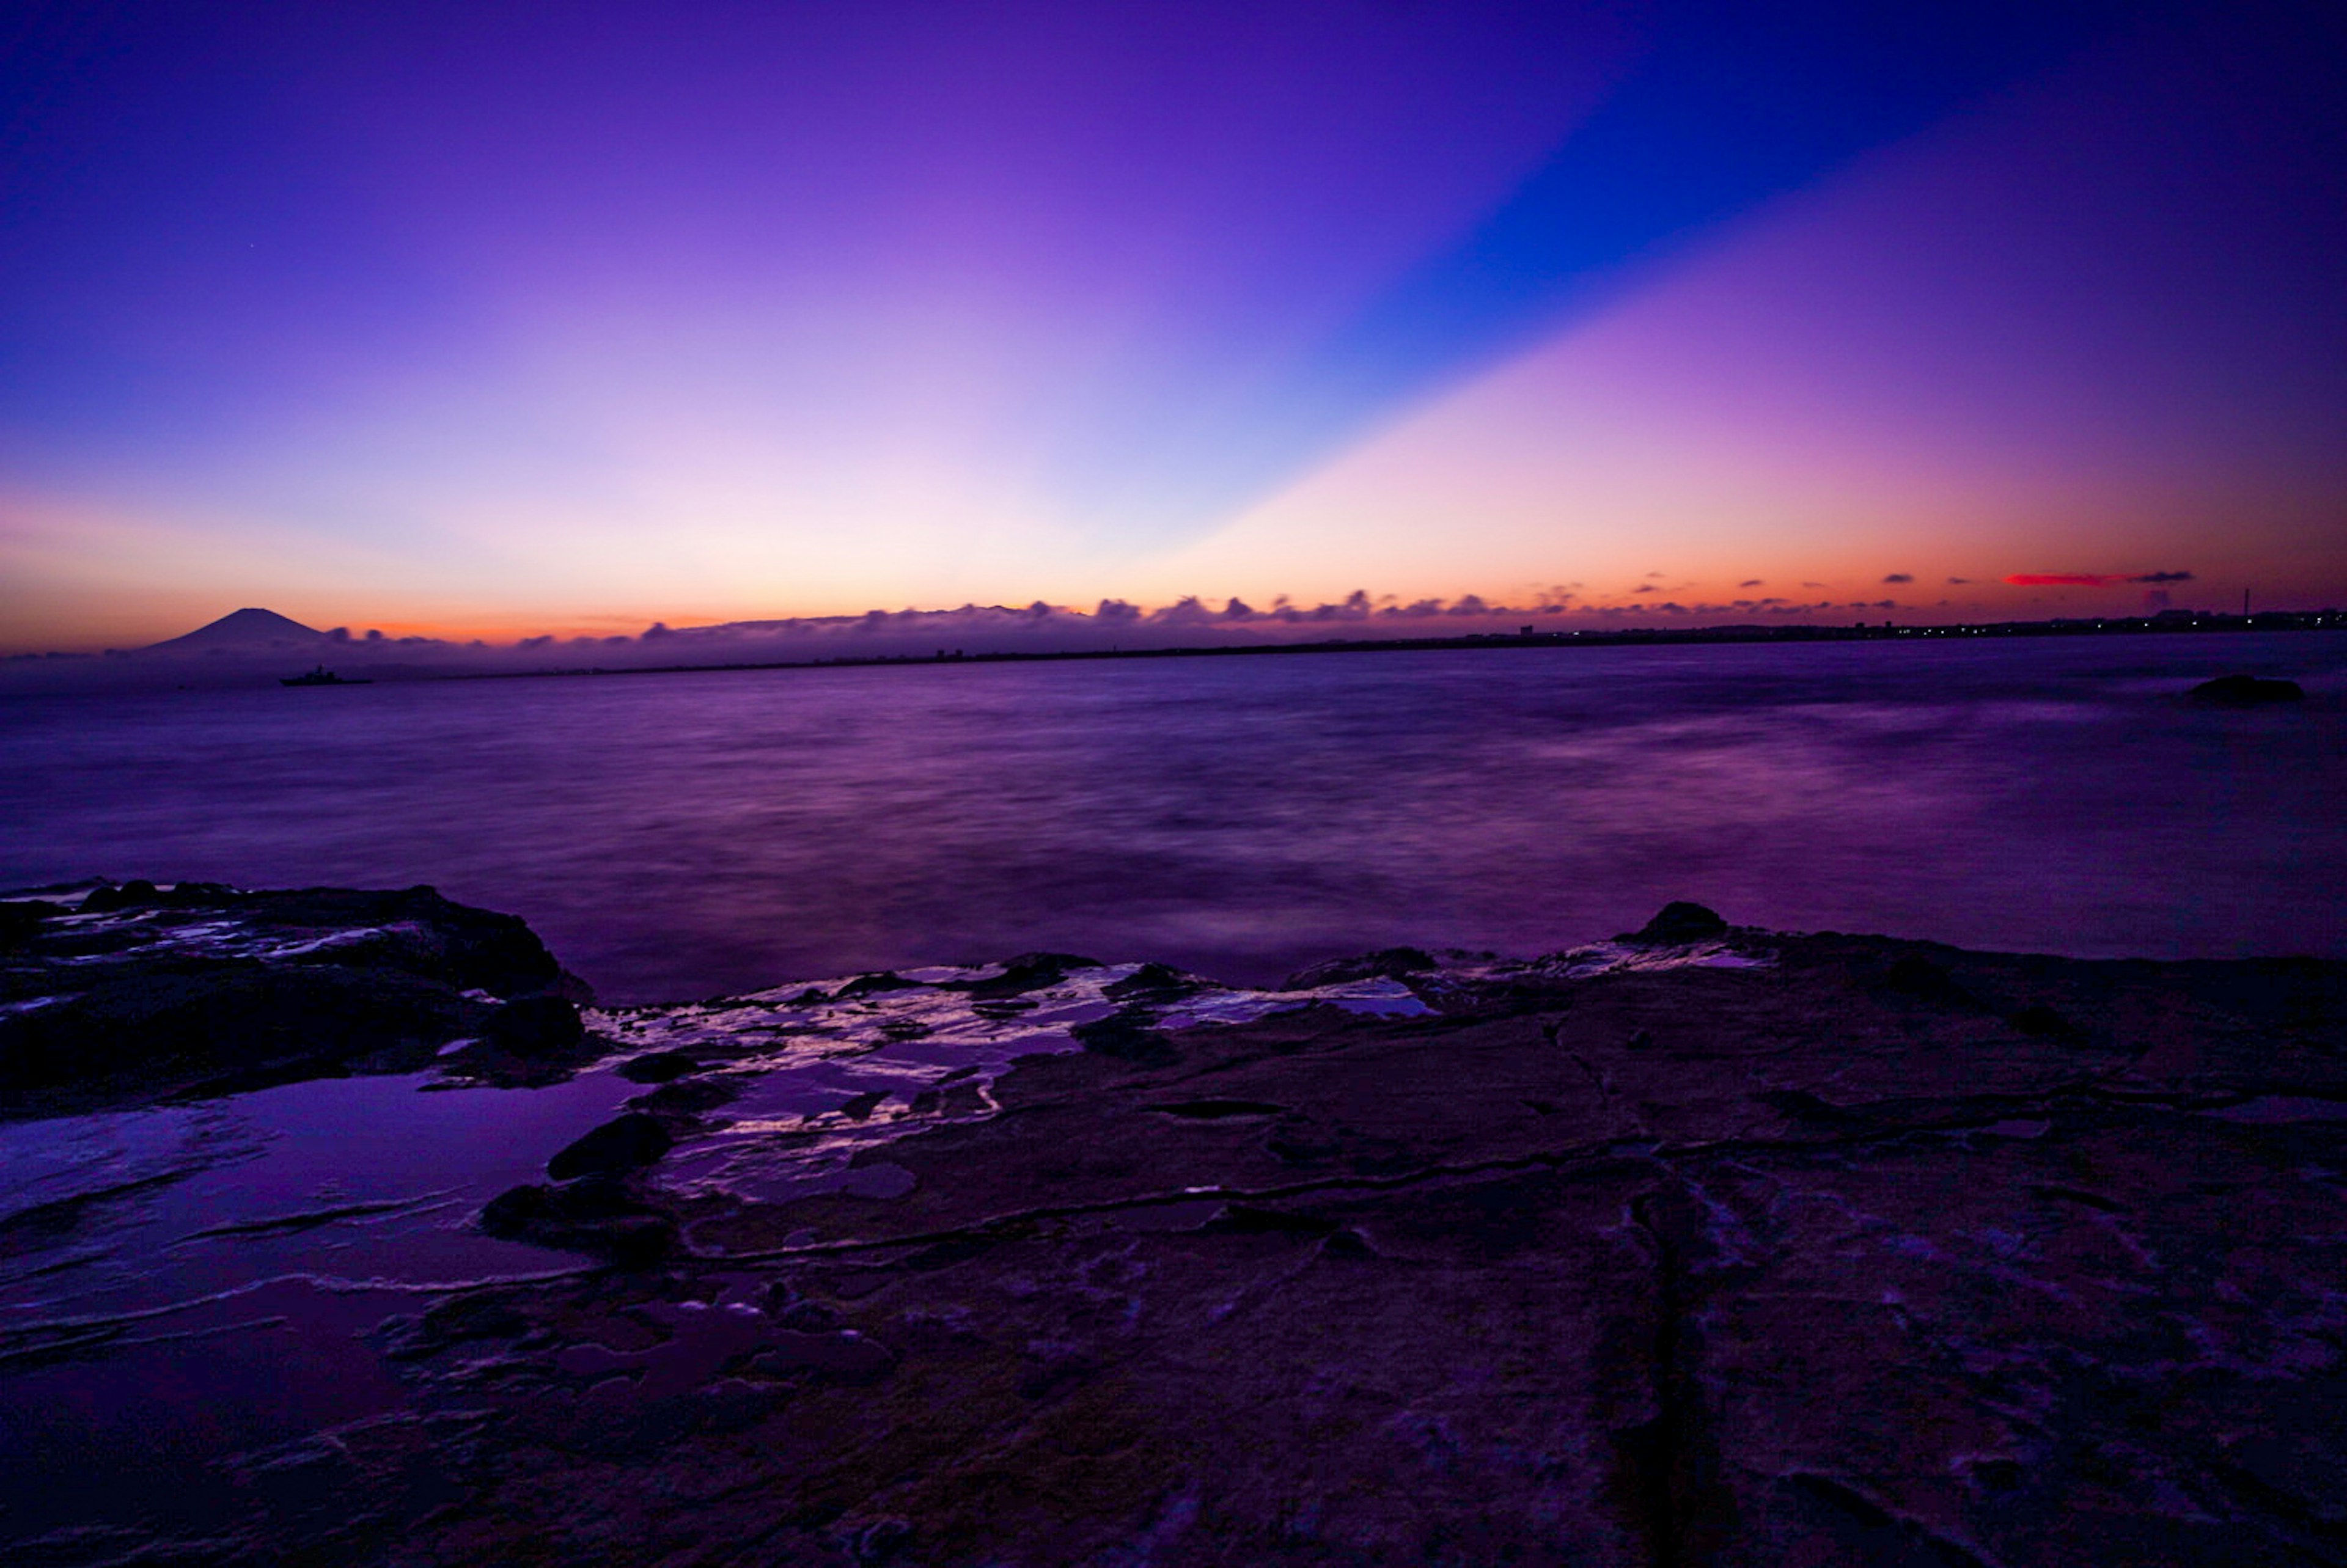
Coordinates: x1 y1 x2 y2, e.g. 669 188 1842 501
1883 573 1913 584
1947 577 1971 585
1644 570 1666 579
1738 579 1763 588
2129 570 2194 584
1801 581 1826 589
1149 596 1216 627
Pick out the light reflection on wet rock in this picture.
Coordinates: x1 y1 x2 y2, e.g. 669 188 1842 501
12 892 2347 1564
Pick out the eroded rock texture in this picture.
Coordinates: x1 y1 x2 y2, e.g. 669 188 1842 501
0 884 590 1115
12 920 2347 1565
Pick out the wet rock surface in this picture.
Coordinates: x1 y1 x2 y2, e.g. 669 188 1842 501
7 903 2347 1564
0 883 590 1116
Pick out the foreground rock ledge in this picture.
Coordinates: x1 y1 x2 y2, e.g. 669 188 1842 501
10 896 2347 1566
0 882 592 1115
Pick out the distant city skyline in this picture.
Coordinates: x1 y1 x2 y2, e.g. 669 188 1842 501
5 1 2343 652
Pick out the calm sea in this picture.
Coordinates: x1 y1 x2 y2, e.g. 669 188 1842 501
6 633 2342 1003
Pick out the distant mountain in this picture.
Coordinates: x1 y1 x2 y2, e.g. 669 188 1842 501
145 607 329 651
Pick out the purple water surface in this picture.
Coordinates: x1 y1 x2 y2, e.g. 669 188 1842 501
6 634 2343 1002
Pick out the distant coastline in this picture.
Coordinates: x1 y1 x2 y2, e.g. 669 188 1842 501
450 607 2347 683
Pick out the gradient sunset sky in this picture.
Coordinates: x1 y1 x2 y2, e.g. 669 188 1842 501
3 0 2342 651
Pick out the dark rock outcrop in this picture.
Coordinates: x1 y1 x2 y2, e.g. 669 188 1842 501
832 971 919 1000
1283 946 1438 988
479 1177 677 1266
78 879 159 913
1628 899 1729 943
947 952 1101 1000
1102 961 1201 1001
615 1048 702 1083
2187 673 2305 705
545 1113 674 1181
0 882 587 1116
631 1075 738 1113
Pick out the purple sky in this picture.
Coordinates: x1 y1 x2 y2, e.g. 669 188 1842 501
2 0 2341 650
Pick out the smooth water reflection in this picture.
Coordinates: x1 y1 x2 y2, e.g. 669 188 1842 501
5 634 2342 1001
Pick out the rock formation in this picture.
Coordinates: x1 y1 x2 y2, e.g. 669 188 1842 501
6 894 2346 1564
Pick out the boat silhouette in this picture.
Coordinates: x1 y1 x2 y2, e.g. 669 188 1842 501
280 665 372 687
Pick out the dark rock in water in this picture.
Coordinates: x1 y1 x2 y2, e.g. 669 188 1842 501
1283 946 1438 989
1103 961 1199 1000
263 884 576 996
479 1179 677 1265
2188 673 2305 706
78 879 158 913
633 1075 737 1114
1629 900 1728 942
546 1113 674 1180
832 970 919 1000
954 951 1100 1000
480 994 584 1055
478 1182 560 1234
617 1049 702 1084
0 882 588 1115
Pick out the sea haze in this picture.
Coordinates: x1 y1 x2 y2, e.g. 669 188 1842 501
6 634 2341 1003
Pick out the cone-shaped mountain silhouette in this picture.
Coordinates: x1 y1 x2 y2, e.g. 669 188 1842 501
145 608 328 651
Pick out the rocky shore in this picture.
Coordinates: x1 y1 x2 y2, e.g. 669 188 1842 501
5 887 2346 1565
